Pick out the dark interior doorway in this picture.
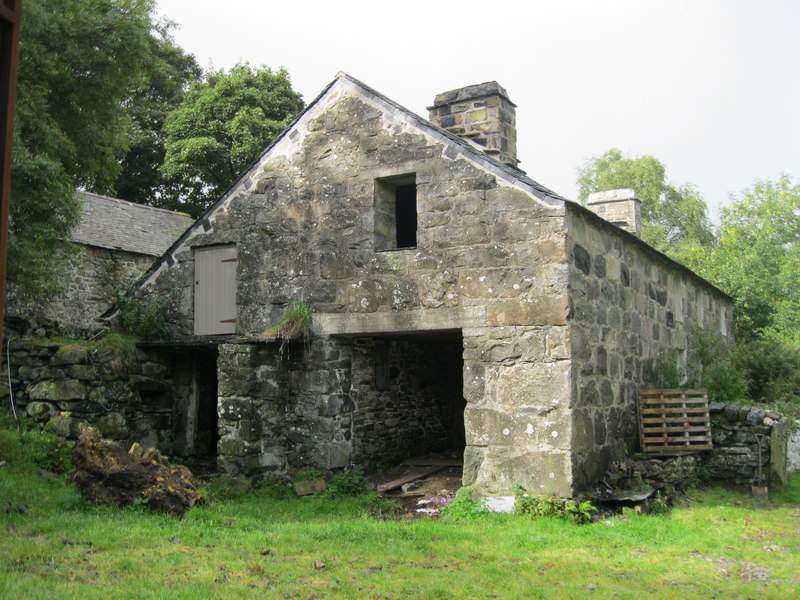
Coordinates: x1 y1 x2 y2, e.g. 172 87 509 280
192 349 219 458
350 330 466 469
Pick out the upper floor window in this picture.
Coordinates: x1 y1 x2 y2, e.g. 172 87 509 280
374 173 417 250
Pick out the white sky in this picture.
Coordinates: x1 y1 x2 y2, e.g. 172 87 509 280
156 0 799 220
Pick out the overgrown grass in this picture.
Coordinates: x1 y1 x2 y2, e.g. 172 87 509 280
1 424 798 599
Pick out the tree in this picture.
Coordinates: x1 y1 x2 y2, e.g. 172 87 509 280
576 148 714 253
159 63 304 217
682 174 800 345
113 24 202 206
9 0 160 297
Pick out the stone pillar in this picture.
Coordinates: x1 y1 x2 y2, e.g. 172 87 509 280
461 327 574 497
428 81 519 168
585 189 641 237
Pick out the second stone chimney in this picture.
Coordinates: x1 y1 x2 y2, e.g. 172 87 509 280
428 81 519 168
586 189 641 237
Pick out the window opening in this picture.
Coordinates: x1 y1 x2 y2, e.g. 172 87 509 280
375 173 417 250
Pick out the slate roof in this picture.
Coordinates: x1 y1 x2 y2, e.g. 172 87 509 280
72 191 193 257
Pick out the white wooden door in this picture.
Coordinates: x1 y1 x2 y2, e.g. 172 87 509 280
194 245 237 335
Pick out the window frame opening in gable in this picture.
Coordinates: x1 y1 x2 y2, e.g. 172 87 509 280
374 173 417 251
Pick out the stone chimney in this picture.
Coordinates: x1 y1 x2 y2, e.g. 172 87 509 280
428 81 519 168
586 189 641 237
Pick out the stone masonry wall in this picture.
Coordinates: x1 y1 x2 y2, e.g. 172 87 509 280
5 246 153 337
2 341 180 451
566 207 735 490
146 83 576 495
706 402 789 488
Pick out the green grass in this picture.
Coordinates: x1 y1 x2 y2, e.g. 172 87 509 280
1 424 799 599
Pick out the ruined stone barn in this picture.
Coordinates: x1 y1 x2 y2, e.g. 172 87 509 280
139 73 733 496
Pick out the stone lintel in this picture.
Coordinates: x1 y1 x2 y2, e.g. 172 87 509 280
313 307 486 336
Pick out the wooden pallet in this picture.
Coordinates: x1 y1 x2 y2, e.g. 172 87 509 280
638 388 713 455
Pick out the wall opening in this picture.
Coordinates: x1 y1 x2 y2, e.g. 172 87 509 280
350 330 465 471
172 346 220 470
374 173 417 250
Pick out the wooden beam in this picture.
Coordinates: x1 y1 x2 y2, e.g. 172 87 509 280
0 0 23 355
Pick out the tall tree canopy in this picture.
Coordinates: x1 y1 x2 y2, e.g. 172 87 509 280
576 148 714 253
113 24 202 206
682 175 800 345
159 63 304 217
10 0 164 297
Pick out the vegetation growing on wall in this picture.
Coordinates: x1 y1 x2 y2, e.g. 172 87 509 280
259 301 313 353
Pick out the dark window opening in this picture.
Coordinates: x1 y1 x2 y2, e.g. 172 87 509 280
374 173 417 251
394 184 417 248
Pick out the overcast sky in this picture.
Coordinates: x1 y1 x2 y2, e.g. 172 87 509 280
155 0 799 220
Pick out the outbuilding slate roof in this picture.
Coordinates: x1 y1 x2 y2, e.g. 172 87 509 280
72 191 193 257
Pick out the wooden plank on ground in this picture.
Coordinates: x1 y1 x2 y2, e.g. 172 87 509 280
376 466 447 493
399 458 463 467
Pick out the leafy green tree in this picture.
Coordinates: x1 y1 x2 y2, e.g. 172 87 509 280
113 25 202 207
9 0 158 297
682 174 800 345
577 148 714 252
160 63 304 217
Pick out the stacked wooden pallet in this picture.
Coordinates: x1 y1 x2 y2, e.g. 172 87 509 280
638 389 713 454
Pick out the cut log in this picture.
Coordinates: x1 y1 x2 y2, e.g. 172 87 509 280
71 424 202 517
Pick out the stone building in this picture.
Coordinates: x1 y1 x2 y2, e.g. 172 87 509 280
138 73 733 496
5 191 193 336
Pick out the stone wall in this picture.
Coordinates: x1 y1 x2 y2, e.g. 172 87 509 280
5 246 153 337
706 402 789 487
566 206 735 490
2 341 181 451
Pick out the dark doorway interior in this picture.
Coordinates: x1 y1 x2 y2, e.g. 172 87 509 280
192 349 219 459
350 330 465 469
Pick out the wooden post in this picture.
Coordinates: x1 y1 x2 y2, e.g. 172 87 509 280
0 0 23 353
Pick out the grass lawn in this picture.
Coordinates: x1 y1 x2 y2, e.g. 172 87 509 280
1 423 798 599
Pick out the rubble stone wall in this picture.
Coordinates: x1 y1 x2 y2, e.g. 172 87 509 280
706 402 789 487
566 207 735 490
5 246 153 337
2 341 180 451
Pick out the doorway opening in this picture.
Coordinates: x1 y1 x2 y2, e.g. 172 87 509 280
349 330 465 471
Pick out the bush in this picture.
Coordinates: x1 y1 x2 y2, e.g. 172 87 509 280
736 340 800 416
113 281 172 341
441 488 488 520
323 467 371 497
684 329 748 403
513 486 596 524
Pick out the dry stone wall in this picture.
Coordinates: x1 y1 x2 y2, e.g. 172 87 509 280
2 341 180 451
566 207 734 489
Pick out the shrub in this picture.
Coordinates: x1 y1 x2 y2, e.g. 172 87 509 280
736 341 800 412
114 282 172 341
513 486 596 524
441 488 488 520
323 467 371 497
